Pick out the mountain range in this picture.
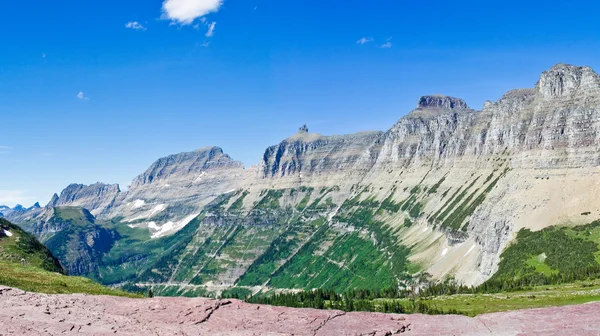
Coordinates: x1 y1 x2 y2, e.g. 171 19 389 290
4 63 600 296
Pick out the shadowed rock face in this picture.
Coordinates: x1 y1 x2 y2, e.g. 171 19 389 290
417 95 470 110
1 286 599 335
51 183 121 217
260 131 385 181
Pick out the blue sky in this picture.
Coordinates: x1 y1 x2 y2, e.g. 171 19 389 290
2 0 600 206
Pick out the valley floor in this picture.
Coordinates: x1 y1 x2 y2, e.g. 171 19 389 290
383 280 600 316
1 285 600 336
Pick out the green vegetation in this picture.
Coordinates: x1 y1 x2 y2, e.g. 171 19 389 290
269 229 402 291
0 219 64 273
0 262 139 297
236 278 600 317
482 220 600 291
0 218 137 297
238 218 325 286
43 208 118 276
255 189 285 209
380 192 401 213
427 175 447 195
295 192 312 211
53 206 96 224
229 190 249 211
221 287 252 299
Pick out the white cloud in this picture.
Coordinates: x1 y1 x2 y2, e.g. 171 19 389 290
77 92 89 100
205 21 216 37
162 0 223 25
126 21 147 31
379 42 392 48
356 37 374 45
0 146 11 154
0 190 33 207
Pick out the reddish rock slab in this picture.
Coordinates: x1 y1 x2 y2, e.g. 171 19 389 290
1 287 600 335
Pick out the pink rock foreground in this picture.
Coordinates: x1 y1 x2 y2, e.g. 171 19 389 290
0 287 599 335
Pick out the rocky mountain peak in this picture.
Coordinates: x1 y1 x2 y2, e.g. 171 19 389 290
47 183 121 217
131 146 244 188
47 194 59 208
298 124 309 133
536 63 600 99
417 95 469 110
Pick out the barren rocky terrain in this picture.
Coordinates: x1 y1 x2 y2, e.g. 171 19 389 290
1 286 599 335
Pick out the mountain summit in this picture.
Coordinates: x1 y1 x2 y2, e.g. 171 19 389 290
6 63 600 296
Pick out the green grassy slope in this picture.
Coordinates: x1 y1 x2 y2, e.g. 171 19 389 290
42 207 119 277
481 220 600 291
0 218 63 273
0 218 138 297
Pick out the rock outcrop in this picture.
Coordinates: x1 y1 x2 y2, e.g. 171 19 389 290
51 183 121 217
1 286 600 335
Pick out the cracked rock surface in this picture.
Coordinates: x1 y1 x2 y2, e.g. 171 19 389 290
1 287 600 335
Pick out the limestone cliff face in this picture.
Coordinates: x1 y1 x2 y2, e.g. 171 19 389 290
130 146 244 188
106 146 247 238
250 63 600 285
50 183 121 217
9 63 600 288
260 128 384 185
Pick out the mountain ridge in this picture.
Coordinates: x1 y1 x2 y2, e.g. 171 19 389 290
5 63 600 295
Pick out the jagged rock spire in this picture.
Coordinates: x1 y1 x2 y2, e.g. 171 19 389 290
298 125 309 133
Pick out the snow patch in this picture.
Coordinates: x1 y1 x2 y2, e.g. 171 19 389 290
149 204 167 217
131 199 146 209
194 172 208 182
147 222 160 230
150 213 199 239
3 230 13 237
441 248 449 256
464 245 476 257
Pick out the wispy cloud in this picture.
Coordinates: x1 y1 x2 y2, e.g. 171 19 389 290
0 146 11 155
126 21 147 31
356 37 374 45
0 190 33 207
162 0 222 25
205 21 216 37
379 42 392 48
77 92 89 100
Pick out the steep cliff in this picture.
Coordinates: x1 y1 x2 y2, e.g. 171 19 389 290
107 146 247 238
49 183 121 217
9 63 600 295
